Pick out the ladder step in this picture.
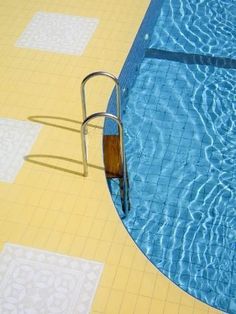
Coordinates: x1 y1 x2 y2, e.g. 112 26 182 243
103 135 123 178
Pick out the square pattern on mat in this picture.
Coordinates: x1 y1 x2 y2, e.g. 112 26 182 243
0 119 41 183
15 12 99 55
0 244 104 314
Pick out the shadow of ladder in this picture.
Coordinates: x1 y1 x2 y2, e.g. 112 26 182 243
80 71 130 216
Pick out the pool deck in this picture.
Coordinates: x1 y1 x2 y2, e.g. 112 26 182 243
0 0 222 313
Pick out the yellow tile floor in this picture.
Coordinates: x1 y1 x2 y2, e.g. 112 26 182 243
0 0 221 313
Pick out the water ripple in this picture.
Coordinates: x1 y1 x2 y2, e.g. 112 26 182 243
150 0 236 58
109 0 236 311
119 58 236 312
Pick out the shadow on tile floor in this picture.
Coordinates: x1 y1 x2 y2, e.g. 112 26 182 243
25 154 104 176
28 115 103 132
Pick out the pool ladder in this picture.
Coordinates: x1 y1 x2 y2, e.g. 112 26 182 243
80 71 130 216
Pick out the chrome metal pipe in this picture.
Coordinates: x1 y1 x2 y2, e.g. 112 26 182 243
81 112 124 176
81 111 128 215
80 71 121 122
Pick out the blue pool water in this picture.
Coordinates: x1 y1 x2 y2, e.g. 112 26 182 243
150 0 236 58
108 0 236 312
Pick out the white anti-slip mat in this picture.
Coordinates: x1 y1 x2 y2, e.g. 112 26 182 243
0 244 104 314
15 12 99 55
0 119 41 183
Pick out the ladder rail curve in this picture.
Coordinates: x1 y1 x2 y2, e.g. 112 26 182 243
80 71 121 123
81 112 129 215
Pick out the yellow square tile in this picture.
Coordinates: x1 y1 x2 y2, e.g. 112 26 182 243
126 269 143 294
153 276 170 300
65 214 82 234
10 186 31 204
167 284 182 304
106 243 124 265
76 217 93 237
112 266 130 290
119 245 136 268
20 226 39 246
6 203 25 223
181 292 195 307
7 224 26 243
164 302 180 314
101 221 117 241
57 233 74 253
150 299 165 314
95 203 110 220
30 208 47 227
120 292 138 314
113 224 128 244
0 221 14 241
209 309 220 314
89 219 106 239
92 287 110 312
99 264 117 288
69 236 87 256
144 261 157 274
139 272 157 297
105 289 124 314
134 296 151 314
72 197 88 215
50 192 67 211
54 212 70 232
95 241 111 261
194 300 212 312
132 251 147 271
82 238 99 259
33 228 51 248
179 305 194 314
41 210 58 229
85 200 103 218
0 201 10 219
45 231 62 251
193 309 208 314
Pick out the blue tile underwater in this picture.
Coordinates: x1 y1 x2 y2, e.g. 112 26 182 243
106 0 236 312
145 49 236 69
109 58 236 313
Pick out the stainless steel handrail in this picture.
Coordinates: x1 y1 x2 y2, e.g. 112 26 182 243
80 71 121 122
81 112 129 215
81 112 124 176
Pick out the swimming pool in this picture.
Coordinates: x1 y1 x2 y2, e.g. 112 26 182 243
107 0 236 312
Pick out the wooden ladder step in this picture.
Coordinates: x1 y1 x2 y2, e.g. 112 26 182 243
103 135 123 178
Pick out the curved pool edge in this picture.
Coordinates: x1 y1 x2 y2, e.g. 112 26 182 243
103 0 231 312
